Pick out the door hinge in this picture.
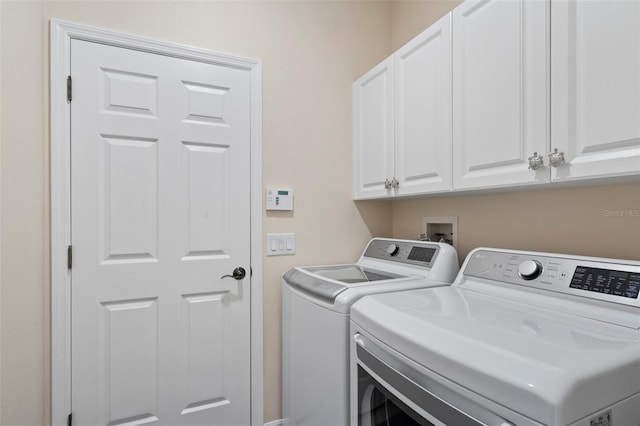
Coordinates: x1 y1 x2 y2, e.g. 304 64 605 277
67 413 72 426
67 245 73 270
67 76 72 102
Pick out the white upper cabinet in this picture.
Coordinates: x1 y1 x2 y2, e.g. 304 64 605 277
353 56 394 199
353 13 452 199
551 0 640 182
353 0 638 200
452 0 549 191
395 13 452 196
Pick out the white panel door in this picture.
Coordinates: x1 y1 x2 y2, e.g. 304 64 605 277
71 39 251 426
551 0 640 182
452 0 549 190
395 12 452 195
352 56 395 199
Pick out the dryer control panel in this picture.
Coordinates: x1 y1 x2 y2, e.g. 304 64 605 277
463 249 640 308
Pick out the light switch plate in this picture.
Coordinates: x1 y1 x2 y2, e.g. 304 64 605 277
267 233 296 256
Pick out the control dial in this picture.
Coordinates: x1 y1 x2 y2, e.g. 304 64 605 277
386 243 400 257
518 260 543 281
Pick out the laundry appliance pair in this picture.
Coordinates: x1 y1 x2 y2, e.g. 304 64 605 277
283 239 640 426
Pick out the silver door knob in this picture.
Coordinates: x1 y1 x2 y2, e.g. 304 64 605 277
384 178 392 190
527 152 544 170
391 177 399 189
548 148 565 168
221 267 246 280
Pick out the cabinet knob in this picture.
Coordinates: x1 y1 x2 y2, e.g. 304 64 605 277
391 177 399 189
527 152 544 170
384 178 392 190
548 148 565 168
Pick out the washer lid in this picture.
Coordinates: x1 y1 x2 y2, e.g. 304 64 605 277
351 286 640 426
283 265 406 303
304 264 405 284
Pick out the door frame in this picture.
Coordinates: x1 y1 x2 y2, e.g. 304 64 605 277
50 19 263 426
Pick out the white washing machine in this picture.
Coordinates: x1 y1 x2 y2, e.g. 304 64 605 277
282 238 459 426
351 248 640 426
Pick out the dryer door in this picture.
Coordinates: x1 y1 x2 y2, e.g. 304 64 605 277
357 364 434 426
353 332 538 426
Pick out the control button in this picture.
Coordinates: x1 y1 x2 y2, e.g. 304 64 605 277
386 244 399 256
518 260 543 281
503 264 516 278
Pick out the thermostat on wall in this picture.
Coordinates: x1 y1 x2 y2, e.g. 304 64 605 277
266 188 294 211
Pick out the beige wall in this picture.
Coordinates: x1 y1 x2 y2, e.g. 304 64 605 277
2 1 638 425
392 183 640 265
391 0 463 51
388 0 640 262
1 1 50 425
0 1 392 424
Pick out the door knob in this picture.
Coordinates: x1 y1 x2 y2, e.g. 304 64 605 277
221 267 246 280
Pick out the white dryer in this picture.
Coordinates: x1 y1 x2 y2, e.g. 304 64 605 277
282 238 459 426
351 248 640 426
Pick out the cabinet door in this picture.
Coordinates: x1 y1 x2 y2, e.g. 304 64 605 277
452 0 549 190
395 13 452 195
353 57 394 199
551 0 640 182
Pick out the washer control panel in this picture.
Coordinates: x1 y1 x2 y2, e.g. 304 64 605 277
363 239 440 268
464 250 640 307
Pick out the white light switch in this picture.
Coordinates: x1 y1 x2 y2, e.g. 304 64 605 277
267 233 296 256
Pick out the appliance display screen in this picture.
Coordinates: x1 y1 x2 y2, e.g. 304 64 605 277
407 247 436 263
570 266 640 299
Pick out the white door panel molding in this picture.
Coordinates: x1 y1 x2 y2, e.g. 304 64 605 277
51 19 263 426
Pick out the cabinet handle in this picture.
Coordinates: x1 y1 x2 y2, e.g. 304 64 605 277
391 177 399 189
527 152 544 170
548 148 565 168
384 179 392 190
